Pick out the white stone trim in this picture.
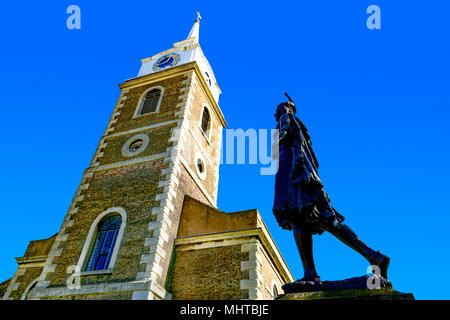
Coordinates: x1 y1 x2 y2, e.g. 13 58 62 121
107 119 178 139
79 269 113 276
92 152 169 172
175 228 261 246
76 207 127 272
176 237 252 252
241 240 263 300
133 85 164 118
27 279 166 300
13 261 46 268
2 267 26 300
121 133 149 157
20 277 40 300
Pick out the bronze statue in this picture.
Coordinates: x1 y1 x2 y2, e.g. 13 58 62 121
273 94 390 290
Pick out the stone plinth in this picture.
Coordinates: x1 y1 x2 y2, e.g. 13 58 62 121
278 275 414 300
278 288 414 300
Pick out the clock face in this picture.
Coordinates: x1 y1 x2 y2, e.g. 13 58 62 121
152 53 181 71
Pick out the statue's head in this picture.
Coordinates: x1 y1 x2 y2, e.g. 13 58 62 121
274 101 296 121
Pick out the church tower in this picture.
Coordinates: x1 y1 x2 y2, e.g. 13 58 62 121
3 17 294 301
4 18 226 300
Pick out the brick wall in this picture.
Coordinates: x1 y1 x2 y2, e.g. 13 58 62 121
114 74 187 133
45 159 166 287
170 244 244 299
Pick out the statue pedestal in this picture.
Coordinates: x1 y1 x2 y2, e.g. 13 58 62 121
277 288 414 300
278 275 414 300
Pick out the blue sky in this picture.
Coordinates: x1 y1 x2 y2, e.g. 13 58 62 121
0 1 449 299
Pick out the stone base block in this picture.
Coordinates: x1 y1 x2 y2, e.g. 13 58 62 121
277 288 414 300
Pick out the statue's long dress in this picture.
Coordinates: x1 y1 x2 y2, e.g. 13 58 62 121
273 113 344 234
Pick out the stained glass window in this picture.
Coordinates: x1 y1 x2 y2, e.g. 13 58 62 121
85 215 122 271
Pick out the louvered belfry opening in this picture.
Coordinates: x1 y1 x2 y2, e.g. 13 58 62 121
201 107 210 135
140 89 161 115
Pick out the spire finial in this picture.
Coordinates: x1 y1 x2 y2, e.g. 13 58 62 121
187 12 201 42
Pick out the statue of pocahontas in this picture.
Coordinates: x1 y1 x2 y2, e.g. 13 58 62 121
273 94 390 288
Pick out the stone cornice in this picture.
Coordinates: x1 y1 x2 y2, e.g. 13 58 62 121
175 226 294 284
15 255 47 265
27 279 166 300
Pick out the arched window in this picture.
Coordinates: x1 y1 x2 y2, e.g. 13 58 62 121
200 107 210 137
21 278 39 300
139 88 161 115
85 215 122 271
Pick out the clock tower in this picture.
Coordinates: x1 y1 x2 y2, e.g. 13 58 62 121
3 17 294 302
5 18 226 300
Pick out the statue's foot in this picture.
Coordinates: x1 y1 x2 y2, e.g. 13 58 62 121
295 276 322 286
369 251 390 279
282 276 322 293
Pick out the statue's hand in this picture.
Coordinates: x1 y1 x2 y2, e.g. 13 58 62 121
278 130 288 142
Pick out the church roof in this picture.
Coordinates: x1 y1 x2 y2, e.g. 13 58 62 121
0 278 12 299
15 233 57 264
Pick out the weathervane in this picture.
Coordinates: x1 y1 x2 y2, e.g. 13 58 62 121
196 11 202 22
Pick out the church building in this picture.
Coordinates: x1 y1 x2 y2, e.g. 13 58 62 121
1 18 294 300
